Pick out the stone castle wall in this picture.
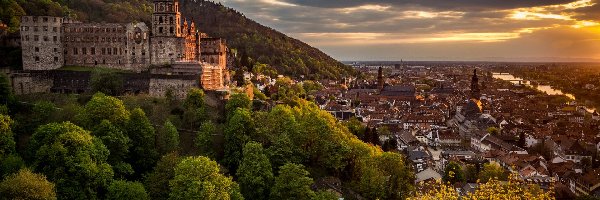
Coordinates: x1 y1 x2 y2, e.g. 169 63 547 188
149 75 198 98
125 23 152 72
10 71 53 95
20 16 64 70
17 0 229 92
150 36 186 65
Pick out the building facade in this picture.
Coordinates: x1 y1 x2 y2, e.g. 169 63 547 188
19 0 228 90
20 16 64 70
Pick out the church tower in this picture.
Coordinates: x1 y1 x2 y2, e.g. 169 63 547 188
377 66 384 91
470 69 480 99
152 0 182 37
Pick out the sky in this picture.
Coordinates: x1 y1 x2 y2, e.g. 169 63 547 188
212 0 600 62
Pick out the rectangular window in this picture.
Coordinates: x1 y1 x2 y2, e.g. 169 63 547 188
54 48 57 52
73 48 78 55
53 27 57 32
107 48 112 55
43 17 48 22
113 48 117 54
34 26 38 32
35 47 39 52
25 35 29 41
54 57 58 62
43 36 48 41
91 48 95 55
53 36 57 42
34 35 39 41
82 48 87 55
101 48 105 55
35 56 40 62
43 26 48 31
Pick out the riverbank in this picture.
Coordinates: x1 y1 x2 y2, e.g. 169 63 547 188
492 72 596 113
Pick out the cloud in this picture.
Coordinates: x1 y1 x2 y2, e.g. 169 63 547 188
215 0 600 61
274 0 576 10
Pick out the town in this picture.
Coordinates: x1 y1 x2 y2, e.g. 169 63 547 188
265 62 599 199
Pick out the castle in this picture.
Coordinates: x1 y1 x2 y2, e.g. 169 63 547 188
17 0 228 92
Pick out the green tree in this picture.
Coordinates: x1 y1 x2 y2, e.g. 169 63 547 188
126 108 159 177
464 164 479 183
0 154 24 179
90 70 124 96
0 114 15 158
106 180 149 200
313 190 338 200
0 73 14 105
158 120 179 155
443 162 465 184
29 122 113 199
376 152 414 199
93 120 132 178
478 162 507 183
0 0 25 33
0 168 56 200
301 80 323 94
270 163 315 200
237 142 274 199
225 93 252 115
253 87 268 101
184 88 205 108
257 105 304 169
169 156 243 200
223 108 253 172
182 88 206 129
195 121 217 159
145 152 180 200
344 117 366 140
79 92 130 129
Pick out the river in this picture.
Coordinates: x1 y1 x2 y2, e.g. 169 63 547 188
492 73 596 113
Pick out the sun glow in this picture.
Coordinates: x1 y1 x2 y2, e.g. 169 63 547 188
508 0 598 28
340 4 391 13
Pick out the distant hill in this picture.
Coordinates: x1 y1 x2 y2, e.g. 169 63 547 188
0 0 354 79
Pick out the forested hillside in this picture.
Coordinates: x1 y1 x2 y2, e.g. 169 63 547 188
0 0 354 79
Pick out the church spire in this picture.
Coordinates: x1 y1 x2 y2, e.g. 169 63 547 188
377 66 384 91
470 69 480 99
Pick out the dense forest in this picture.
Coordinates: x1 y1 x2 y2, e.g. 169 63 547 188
0 71 416 199
0 0 355 79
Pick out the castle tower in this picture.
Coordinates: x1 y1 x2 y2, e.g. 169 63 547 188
150 0 186 64
152 0 182 37
470 69 480 99
20 16 64 70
